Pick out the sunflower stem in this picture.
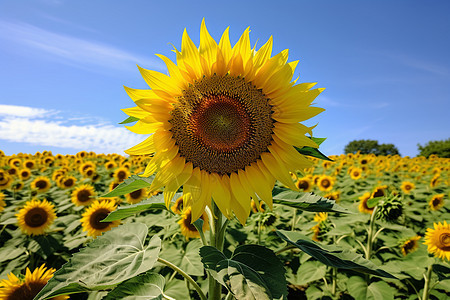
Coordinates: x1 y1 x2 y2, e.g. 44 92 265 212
208 202 227 300
422 264 433 300
157 257 207 300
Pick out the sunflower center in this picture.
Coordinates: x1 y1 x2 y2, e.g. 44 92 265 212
432 198 441 207
64 178 74 187
321 179 330 188
130 189 143 199
297 180 309 191
183 211 198 232
35 180 48 190
439 233 450 250
24 207 48 228
373 189 385 198
89 208 111 230
77 190 92 202
170 74 273 175
8 282 46 300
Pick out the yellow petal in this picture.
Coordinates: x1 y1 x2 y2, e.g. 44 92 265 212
253 49 289 89
261 151 298 191
253 36 273 71
125 135 155 155
273 122 319 148
232 27 251 66
121 106 150 119
124 86 154 102
163 162 193 207
273 106 325 123
199 19 218 71
229 172 252 215
125 120 163 134
244 164 274 208
219 27 232 66
155 54 187 89
210 173 232 219
181 29 202 79
137 66 182 96
150 156 185 191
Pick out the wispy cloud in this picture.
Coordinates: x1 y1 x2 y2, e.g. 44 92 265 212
0 104 144 154
0 20 165 73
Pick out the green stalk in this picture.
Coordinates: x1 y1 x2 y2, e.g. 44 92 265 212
157 257 207 300
208 202 227 300
366 206 378 260
422 265 433 300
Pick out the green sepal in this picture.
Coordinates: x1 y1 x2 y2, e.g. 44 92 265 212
119 116 140 124
276 230 397 279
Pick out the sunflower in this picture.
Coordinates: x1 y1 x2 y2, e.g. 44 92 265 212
400 236 421 256
7 167 18 177
317 175 334 192
429 194 445 211
16 199 56 235
0 264 68 300
358 192 374 214
371 185 388 198
324 191 340 202
430 174 440 188
350 167 362 180
171 196 184 214
109 181 120 192
11 181 24 192
60 176 77 189
76 151 88 159
0 171 13 190
125 188 148 204
296 177 312 192
30 176 51 194
424 221 450 261
23 159 36 169
0 192 5 212
42 156 55 166
122 20 324 224
19 169 31 181
8 158 21 168
104 161 117 170
79 161 96 175
314 212 328 223
71 184 96 206
400 181 415 194
178 206 209 239
113 167 131 183
81 200 121 237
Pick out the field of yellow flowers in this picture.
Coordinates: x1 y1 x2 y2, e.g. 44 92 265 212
0 150 449 299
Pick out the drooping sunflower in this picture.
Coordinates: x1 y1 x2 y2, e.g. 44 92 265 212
122 20 324 224
317 175 334 192
178 206 209 239
400 236 421 256
424 221 450 261
429 194 445 211
125 188 148 204
81 200 121 237
16 199 56 235
0 264 68 300
400 181 415 194
71 184 96 206
358 192 374 214
30 176 51 194
371 185 388 198
295 177 312 192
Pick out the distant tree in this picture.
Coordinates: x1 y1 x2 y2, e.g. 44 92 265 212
344 139 400 156
417 138 450 158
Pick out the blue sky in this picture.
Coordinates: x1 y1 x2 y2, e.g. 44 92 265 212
0 0 449 157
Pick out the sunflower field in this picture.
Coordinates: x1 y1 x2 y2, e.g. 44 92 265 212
0 150 449 300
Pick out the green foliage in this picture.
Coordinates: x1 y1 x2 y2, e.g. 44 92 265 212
118 116 140 124
200 244 287 300
296 137 333 161
417 138 450 158
347 276 395 300
102 175 153 197
102 272 165 300
35 223 161 300
276 230 396 279
344 139 400 156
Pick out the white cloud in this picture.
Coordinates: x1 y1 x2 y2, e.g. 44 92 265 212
0 104 144 154
0 20 165 73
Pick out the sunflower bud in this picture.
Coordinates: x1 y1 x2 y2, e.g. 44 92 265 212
376 196 403 222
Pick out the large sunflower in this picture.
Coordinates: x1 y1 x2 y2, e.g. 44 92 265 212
16 199 56 235
424 221 450 261
71 184 96 206
81 200 121 237
178 206 209 239
0 264 68 300
123 20 324 224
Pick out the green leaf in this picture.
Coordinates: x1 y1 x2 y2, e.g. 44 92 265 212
296 146 333 161
34 223 161 300
119 116 140 124
160 240 204 276
290 261 327 286
200 244 287 300
276 230 396 279
273 190 350 213
102 175 153 197
164 278 191 300
347 276 395 300
102 194 169 222
310 137 327 146
102 272 165 300
366 197 382 208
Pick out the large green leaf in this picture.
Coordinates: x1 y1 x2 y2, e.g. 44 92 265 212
200 244 287 300
102 194 169 222
289 261 327 286
296 145 332 161
102 272 165 300
160 239 204 276
119 116 140 124
34 223 161 300
273 190 349 213
102 175 153 197
276 230 396 279
347 276 395 300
